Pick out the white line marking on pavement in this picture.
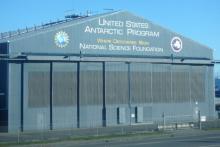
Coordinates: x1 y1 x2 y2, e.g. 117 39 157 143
112 141 165 147
206 136 220 139
199 144 220 147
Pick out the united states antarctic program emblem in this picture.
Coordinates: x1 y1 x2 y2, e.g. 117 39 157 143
54 31 69 48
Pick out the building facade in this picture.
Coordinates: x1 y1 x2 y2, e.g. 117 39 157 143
0 11 215 132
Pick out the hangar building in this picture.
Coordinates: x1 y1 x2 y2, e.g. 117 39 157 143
0 11 215 132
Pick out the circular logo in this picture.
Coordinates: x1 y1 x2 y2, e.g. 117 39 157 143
54 31 69 48
171 37 182 52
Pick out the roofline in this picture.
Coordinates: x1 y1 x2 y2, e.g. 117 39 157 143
0 10 213 52
0 10 123 41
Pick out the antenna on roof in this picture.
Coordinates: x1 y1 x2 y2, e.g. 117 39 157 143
64 9 85 19
103 8 114 12
86 10 92 16
65 14 82 19
86 10 98 16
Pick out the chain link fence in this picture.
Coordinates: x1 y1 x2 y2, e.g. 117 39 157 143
1 114 219 145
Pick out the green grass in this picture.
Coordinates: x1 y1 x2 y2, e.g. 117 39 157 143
203 127 220 131
71 131 167 141
0 131 167 147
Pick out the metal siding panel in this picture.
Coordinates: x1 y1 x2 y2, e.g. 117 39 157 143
136 106 144 123
207 66 215 119
190 66 206 103
53 63 77 106
172 65 190 103
152 64 171 103
118 107 126 124
106 106 117 126
52 63 77 129
80 62 103 106
106 62 128 105
79 62 103 128
130 63 152 104
8 64 21 132
23 63 50 131
80 106 102 128
143 106 152 122
28 72 50 107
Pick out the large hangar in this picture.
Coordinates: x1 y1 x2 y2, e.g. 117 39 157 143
0 11 215 132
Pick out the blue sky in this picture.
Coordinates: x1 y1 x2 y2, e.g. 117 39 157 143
0 0 220 73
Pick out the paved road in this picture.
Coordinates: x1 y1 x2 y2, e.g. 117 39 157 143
12 130 220 147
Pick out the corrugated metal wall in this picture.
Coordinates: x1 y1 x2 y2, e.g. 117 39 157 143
106 62 129 105
191 66 206 103
28 72 50 107
80 62 103 127
9 61 214 131
105 62 129 125
24 63 50 131
152 64 172 103
172 65 190 103
130 63 152 104
8 64 21 132
52 63 77 129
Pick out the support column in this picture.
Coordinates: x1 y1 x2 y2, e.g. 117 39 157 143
49 62 53 130
128 62 131 125
20 63 24 132
77 62 80 128
102 62 106 127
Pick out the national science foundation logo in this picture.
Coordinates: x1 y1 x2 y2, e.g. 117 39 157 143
171 36 182 52
54 31 69 48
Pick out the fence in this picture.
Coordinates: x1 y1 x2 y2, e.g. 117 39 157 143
1 114 219 145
